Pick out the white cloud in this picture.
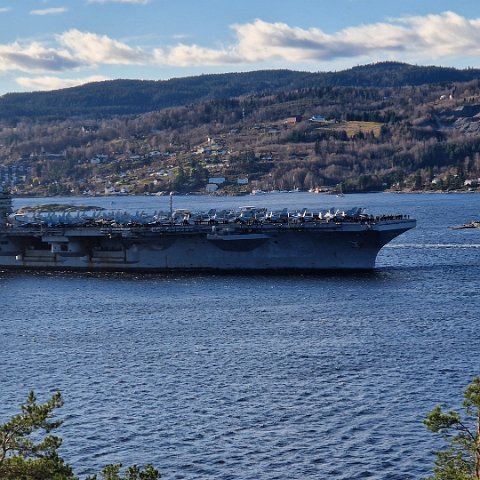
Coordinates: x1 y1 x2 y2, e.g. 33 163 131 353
153 12 480 67
0 7 12 13
172 34 191 40
396 11 480 58
30 7 68 16
0 41 81 73
57 29 149 65
154 44 241 67
0 30 148 76
2 11 480 80
16 75 110 91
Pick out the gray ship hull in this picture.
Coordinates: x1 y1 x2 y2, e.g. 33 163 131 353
0 218 415 272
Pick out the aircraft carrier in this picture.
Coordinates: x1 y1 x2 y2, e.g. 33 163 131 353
0 189 415 272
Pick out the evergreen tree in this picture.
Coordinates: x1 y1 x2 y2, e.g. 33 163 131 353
425 377 480 479
0 391 161 480
0 391 75 480
86 463 160 480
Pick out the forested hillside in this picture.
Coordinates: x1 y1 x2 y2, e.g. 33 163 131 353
1 62 480 120
1 62 480 196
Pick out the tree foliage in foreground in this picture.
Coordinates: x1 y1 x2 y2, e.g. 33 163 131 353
0 390 74 479
0 391 159 480
85 463 160 480
425 376 480 480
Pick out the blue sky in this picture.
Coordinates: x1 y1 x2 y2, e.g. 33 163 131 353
0 0 480 95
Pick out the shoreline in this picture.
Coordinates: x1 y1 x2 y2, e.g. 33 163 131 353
9 189 480 198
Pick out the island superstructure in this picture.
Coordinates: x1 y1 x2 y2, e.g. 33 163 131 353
0 190 415 272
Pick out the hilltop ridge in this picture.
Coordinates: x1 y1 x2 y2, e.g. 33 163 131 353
1 62 480 120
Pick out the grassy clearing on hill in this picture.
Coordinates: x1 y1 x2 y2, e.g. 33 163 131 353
316 120 384 138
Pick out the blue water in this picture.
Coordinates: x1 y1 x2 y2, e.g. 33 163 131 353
1 192 480 479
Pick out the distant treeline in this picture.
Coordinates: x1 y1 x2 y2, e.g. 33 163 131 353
2 62 480 120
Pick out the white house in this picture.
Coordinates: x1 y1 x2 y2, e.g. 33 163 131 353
206 183 219 193
209 177 226 185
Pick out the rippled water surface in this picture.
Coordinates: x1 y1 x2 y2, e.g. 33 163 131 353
2 193 480 479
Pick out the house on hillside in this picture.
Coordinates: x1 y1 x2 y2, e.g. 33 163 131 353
206 183 219 193
82 125 99 134
309 115 327 123
284 116 302 124
465 178 480 187
208 177 225 185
